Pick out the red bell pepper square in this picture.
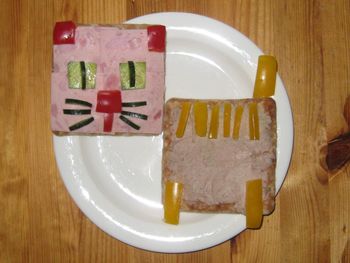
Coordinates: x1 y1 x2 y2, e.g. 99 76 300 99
147 25 166 52
96 90 122 132
53 21 76 45
96 90 122 113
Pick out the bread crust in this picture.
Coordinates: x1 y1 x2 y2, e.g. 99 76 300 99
162 98 277 215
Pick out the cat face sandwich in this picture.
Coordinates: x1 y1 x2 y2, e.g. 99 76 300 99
51 21 166 135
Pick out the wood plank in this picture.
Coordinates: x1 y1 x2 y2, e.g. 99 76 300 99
320 0 350 262
273 0 331 262
0 0 30 262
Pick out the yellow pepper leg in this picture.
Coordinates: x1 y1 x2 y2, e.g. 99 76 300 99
253 55 278 98
246 179 263 229
164 181 184 225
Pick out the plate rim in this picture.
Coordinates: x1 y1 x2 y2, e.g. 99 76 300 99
53 12 294 253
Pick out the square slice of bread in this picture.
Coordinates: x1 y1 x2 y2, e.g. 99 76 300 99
51 23 165 136
162 98 277 215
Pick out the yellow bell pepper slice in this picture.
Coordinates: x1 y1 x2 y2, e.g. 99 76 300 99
246 179 263 229
232 105 243 140
176 102 192 138
208 104 220 139
253 55 277 98
194 102 208 137
249 102 260 140
164 181 184 225
223 103 232 137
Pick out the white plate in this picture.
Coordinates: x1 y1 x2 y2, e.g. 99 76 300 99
53 12 293 253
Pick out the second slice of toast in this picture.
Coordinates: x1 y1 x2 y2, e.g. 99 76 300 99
162 98 277 215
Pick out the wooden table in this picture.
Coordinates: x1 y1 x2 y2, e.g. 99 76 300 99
1 0 349 262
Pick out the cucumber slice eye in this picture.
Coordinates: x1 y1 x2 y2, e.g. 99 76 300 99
120 61 146 90
67 61 97 89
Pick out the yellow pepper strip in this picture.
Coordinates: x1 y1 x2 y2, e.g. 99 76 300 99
164 181 184 225
223 103 232 137
253 55 278 98
176 102 192 138
249 102 260 140
246 179 263 229
232 105 243 140
208 104 220 139
194 101 208 137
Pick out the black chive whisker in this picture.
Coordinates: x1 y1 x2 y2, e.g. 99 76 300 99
63 109 91 115
119 115 140 130
121 111 148 120
122 101 147 107
69 117 94 131
65 98 92 107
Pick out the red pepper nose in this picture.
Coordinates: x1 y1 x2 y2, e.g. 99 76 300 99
96 90 122 132
96 90 122 113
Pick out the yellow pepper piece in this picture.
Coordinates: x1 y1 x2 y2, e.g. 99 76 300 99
208 104 220 139
246 179 263 229
223 103 232 137
164 181 184 225
232 105 243 140
253 55 278 98
176 102 192 138
249 102 260 140
194 102 208 137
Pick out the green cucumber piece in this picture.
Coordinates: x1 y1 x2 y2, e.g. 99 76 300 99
120 62 146 90
68 61 97 89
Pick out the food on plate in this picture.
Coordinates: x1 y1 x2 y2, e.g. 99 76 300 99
51 21 166 135
164 181 184 225
162 98 277 227
253 55 278 98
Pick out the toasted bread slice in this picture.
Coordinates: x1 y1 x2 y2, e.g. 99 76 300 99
162 98 276 215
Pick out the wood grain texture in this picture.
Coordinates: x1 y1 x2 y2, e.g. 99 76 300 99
0 0 349 262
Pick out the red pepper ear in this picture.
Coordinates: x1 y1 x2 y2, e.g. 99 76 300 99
147 25 166 52
53 21 76 45
96 90 122 113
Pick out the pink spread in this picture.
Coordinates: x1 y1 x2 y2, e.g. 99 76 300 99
51 24 165 134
